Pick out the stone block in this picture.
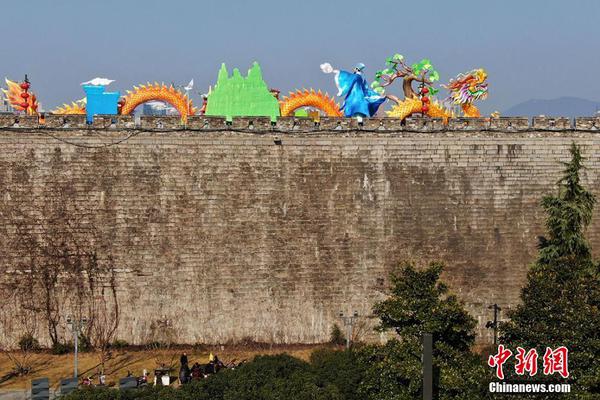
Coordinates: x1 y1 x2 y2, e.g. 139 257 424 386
489 117 529 131
405 117 445 131
140 116 182 130
0 114 17 128
448 117 489 131
92 115 136 129
43 114 88 129
11 115 39 128
186 116 227 130
317 117 351 131
532 117 571 130
231 117 273 130
43 114 70 128
275 116 316 131
61 114 88 128
360 118 404 131
574 117 600 130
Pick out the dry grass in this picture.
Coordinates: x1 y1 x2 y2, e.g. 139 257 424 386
0 344 329 391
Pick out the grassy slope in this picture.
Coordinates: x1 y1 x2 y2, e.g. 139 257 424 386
0 345 324 391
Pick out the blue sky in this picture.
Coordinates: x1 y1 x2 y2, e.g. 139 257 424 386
1 0 599 114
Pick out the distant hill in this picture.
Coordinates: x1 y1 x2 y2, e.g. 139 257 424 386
503 97 600 118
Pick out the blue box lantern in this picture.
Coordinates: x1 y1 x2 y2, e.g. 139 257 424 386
83 85 120 123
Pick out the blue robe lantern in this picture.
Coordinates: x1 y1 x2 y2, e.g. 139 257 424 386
335 63 385 117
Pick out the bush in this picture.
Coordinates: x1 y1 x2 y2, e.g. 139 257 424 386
78 334 93 353
329 324 345 346
18 334 40 352
183 354 343 400
144 341 164 350
310 348 363 400
111 339 129 350
51 335 92 354
52 341 74 355
64 386 184 400
63 354 343 400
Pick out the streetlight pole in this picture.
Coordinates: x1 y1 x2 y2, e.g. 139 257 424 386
66 316 87 379
485 304 502 345
422 333 433 400
339 311 359 349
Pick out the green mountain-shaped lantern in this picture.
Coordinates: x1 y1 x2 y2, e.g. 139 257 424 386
205 62 280 121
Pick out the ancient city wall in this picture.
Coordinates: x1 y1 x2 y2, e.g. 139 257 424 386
1 114 600 346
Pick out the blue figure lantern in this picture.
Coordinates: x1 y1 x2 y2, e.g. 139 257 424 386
321 62 386 118
83 85 120 123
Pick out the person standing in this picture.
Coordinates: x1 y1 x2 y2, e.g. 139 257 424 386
180 352 189 367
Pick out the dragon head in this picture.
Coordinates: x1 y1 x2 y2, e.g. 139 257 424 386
445 68 488 105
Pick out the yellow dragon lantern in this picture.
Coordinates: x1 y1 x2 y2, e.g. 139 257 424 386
54 82 196 120
119 82 196 118
279 89 342 117
386 68 488 121
3 79 195 120
375 55 488 122
53 99 86 114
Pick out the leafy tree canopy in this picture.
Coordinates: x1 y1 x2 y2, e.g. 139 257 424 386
360 261 489 399
373 261 476 354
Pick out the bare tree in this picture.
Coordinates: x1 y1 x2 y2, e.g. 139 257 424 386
87 264 120 374
144 317 178 370
1 181 120 351
0 293 40 377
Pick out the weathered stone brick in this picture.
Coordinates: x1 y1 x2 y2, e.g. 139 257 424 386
489 117 529 131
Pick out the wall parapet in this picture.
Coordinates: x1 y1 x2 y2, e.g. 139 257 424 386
1 114 599 133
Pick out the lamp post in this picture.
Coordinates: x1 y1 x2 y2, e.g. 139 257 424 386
339 311 359 349
66 316 87 379
422 333 433 400
485 304 502 345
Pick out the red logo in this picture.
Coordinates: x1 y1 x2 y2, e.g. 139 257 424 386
515 347 538 376
543 346 569 378
488 345 569 379
488 345 513 379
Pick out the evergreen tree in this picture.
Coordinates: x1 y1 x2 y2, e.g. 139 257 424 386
500 143 600 397
359 261 489 399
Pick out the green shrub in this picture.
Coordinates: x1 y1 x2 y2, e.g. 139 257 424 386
18 334 40 352
310 348 363 400
63 353 346 400
329 324 345 346
111 339 129 350
183 354 341 400
78 334 93 352
52 341 74 355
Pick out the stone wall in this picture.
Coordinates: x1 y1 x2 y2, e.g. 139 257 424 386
1 115 600 346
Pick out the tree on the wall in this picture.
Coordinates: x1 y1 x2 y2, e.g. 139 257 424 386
370 54 441 105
